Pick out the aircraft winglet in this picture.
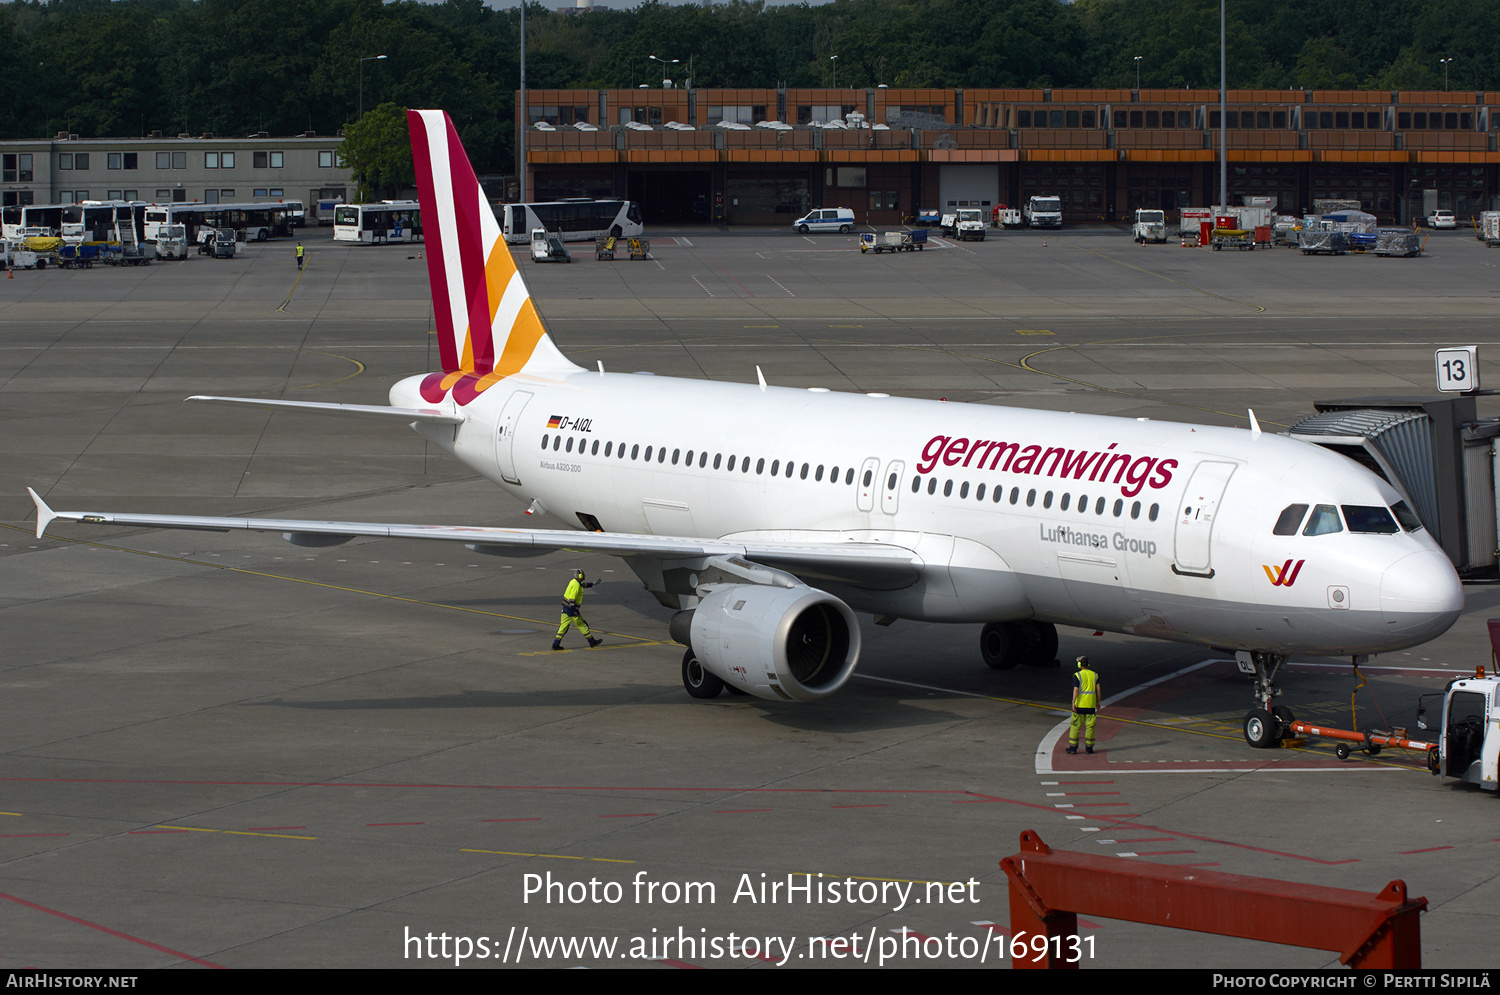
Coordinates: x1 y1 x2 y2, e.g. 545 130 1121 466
1248 408 1262 441
28 487 55 539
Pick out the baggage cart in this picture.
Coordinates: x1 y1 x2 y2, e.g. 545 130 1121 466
1210 228 1254 251
627 237 650 260
1299 230 1349 256
595 236 616 260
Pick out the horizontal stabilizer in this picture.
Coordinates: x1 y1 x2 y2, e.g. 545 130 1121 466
187 395 464 425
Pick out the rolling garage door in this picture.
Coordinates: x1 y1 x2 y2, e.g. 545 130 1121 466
939 164 999 213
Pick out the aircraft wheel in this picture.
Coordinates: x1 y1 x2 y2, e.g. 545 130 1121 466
682 649 723 699
980 622 1018 670
1243 709 1277 749
1272 705 1295 739
1030 621 1059 666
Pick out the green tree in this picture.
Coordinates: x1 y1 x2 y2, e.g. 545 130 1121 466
339 102 412 201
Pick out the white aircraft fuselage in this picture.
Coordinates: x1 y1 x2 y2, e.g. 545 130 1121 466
390 365 1462 658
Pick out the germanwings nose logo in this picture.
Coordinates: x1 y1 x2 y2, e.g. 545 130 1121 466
1263 559 1305 587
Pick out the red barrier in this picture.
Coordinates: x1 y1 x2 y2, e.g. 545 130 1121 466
1000 830 1425 969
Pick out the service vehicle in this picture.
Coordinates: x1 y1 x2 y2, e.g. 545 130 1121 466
791 207 854 234
1132 209 1168 243
1478 212 1500 247
953 208 986 241
502 199 642 243
1428 209 1457 230
1023 195 1062 228
993 206 1022 229
155 223 189 260
530 227 571 263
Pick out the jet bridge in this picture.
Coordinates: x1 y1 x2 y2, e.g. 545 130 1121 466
1289 395 1500 576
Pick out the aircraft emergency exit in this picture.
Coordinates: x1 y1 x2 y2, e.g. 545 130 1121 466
28 110 1465 748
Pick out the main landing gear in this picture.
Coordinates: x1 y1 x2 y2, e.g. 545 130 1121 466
980 621 1060 670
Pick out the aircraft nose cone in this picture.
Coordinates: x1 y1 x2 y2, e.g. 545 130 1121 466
1381 549 1464 640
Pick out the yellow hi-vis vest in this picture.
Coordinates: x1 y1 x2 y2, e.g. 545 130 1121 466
1075 668 1099 709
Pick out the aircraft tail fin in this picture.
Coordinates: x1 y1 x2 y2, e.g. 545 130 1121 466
407 109 579 404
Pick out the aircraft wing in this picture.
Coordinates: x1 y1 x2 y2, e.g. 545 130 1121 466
27 489 920 590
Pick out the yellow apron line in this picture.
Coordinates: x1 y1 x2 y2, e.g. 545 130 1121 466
158 825 316 840
462 848 634 864
276 258 306 312
519 640 673 657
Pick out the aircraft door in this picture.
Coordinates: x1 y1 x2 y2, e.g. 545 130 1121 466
880 461 905 515
494 389 533 485
856 457 881 512
1173 460 1236 576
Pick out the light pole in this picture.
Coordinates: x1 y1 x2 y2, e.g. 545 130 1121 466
1441 57 1454 91
1134 55 1142 90
830 54 838 89
648 55 678 87
358 55 387 120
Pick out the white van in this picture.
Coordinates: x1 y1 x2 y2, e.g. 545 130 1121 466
793 208 855 233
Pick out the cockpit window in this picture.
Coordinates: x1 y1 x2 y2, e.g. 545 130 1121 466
1342 505 1399 534
1302 504 1343 536
1391 501 1424 533
1273 504 1309 536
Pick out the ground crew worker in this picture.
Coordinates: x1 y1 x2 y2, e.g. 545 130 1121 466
1067 655 1101 754
295 242 304 270
553 569 603 650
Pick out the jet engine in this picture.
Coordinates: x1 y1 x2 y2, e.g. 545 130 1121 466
681 584 861 702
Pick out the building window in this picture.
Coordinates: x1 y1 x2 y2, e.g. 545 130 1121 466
57 190 72 203
219 189 235 200
123 190 137 200
107 189 122 200
156 152 170 169
318 150 334 168
59 153 73 170
269 151 284 168
254 188 267 197
172 152 185 169
74 152 89 170
204 190 218 204
155 189 171 199
4 153 32 181
206 152 219 169
269 188 283 197
254 151 267 168
221 152 234 169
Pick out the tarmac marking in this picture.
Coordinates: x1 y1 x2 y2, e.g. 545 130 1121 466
0 891 226 969
158 825 316 840
461 848 634 864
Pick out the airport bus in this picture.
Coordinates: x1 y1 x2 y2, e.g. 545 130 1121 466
4 202 82 239
143 202 294 243
499 199 642 243
332 201 422 243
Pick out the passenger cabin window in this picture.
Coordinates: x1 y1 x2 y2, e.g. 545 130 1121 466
1273 504 1308 535
1303 504 1343 536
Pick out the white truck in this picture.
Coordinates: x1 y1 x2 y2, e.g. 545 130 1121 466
155 223 189 260
1132 209 1168 243
1418 669 1500 789
1023 195 1062 228
951 208 986 241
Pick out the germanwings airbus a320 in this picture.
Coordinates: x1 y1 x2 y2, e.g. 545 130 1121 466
29 110 1464 748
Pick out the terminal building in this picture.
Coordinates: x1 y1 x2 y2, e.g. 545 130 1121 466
521 86 1500 227
0 132 353 214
